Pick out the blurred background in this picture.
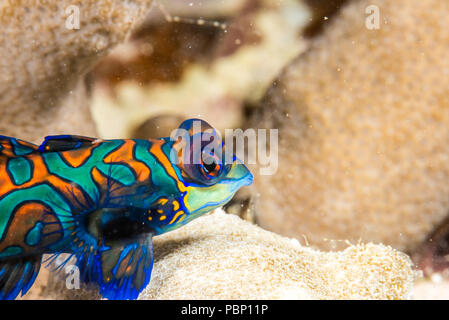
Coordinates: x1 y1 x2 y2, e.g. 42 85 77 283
3 0 449 299
89 0 311 139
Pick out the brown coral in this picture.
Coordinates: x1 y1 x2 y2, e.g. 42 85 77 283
303 0 351 37
0 0 153 143
251 0 449 252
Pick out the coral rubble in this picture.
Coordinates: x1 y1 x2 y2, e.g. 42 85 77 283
35 210 414 300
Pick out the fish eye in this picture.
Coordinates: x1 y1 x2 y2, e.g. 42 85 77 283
176 128 230 185
200 152 222 178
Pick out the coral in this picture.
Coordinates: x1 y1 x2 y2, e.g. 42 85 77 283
303 0 350 37
250 0 449 252
0 0 153 143
34 210 414 300
157 0 249 19
92 21 223 88
89 0 309 138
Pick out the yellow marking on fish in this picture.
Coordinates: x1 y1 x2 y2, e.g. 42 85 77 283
158 198 168 205
148 216 153 221
157 209 164 214
178 215 186 222
160 215 166 221
172 200 179 211
169 210 184 224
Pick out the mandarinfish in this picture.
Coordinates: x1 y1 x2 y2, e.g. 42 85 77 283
0 119 253 300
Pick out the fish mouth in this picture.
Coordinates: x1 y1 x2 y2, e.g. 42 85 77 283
235 159 253 186
240 170 253 187
226 163 253 192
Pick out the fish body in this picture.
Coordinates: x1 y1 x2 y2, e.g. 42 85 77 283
0 119 252 300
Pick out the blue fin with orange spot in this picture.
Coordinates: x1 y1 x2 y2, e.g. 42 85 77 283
95 236 154 300
0 256 41 300
38 135 97 153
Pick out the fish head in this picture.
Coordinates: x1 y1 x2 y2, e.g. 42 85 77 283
169 119 253 221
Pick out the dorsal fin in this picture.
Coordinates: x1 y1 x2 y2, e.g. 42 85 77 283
0 136 38 157
38 135 97 153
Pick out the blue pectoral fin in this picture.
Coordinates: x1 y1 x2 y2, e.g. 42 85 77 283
97 236 154 300
0 256 41 300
